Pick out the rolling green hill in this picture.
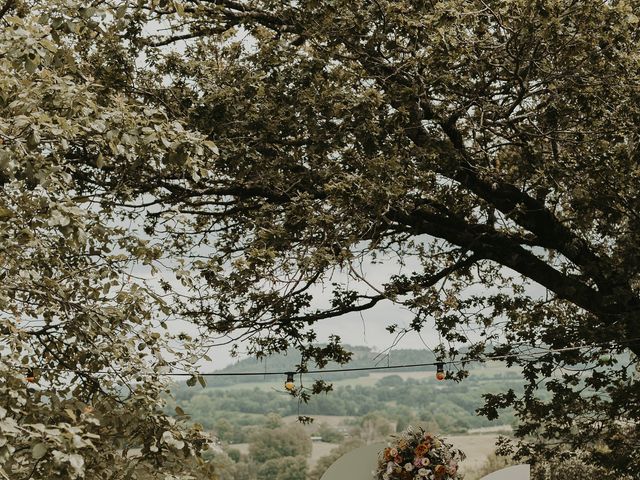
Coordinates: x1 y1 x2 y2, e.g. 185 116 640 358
167 346 525 480
169 346 523 436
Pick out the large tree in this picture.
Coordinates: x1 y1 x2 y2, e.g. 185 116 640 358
0 1 215 478
2 0 640 476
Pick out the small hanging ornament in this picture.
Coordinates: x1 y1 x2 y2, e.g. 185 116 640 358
284 372 295 391
435 362 445 381
25 368 36 383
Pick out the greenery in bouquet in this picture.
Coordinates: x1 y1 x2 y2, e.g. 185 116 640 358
376 428 465 480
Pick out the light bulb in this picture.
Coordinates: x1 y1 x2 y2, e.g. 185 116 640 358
284 372 295 391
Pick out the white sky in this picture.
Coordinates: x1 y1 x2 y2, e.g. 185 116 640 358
182 256 497 371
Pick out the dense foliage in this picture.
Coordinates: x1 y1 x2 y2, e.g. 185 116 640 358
172 371 520 440
530 457 634 480
206 416 312 480
0 1 215 478
3 0 640 476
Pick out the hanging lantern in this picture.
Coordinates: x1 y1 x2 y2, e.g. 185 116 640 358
284 372 295 391
25 368 36 383
435 362 445 381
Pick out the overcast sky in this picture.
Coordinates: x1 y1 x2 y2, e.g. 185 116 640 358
187 255 479 371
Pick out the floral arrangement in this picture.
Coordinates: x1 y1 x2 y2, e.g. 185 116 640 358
375 427 465 480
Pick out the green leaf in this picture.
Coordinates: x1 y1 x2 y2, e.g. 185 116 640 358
40 38 57 53
68 453 84 475
116 4 127 18
173 1 185 17
203 140 219 155
32 443 47 460
25 58 38 74
0 207 13 221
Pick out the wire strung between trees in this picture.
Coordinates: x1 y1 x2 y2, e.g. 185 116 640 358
14 336 640 378
174 336 640 377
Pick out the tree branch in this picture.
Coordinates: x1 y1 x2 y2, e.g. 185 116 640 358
386 206 604 316
0 0 14 21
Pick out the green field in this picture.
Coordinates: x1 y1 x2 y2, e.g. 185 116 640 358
171 348 524 479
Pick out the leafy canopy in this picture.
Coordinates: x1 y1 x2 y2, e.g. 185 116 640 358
0 1 214 478
2 0 640 477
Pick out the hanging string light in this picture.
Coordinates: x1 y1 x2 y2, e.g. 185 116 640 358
284 372 295 391
10 336 640 381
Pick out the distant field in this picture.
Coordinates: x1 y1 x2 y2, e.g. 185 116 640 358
467 425 513 434
228 414 510 473
228 432 504 472
194 351 520 477
447 433 503 473
309 441 341 467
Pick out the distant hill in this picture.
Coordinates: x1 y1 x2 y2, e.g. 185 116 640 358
200 345 440 387
168 345 523 435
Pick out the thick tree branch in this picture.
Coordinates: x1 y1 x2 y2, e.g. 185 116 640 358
351 45 608 288
0 0 14 20
386 206 603 315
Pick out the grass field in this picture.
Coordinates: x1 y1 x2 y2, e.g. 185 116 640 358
447 433 502 473
308 441 341 467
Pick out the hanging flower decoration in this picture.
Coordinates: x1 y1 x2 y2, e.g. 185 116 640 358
375 428 465 480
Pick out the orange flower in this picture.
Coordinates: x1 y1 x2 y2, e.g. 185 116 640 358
414 442 430 456
383 447 392 461
435 464 447 478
